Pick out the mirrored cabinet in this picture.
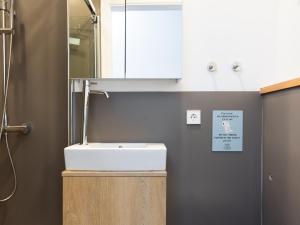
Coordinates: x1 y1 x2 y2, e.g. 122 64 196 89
68 0 182 79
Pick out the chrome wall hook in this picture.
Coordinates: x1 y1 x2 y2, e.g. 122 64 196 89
207 62 217 72
232 62 242 72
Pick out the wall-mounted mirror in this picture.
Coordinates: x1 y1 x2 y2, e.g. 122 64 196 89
68 0 182 79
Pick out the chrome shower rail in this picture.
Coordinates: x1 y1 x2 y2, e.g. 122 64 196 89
0 123 32 135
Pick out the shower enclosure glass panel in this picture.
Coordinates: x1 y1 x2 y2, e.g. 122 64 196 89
69 0 101 78
69 16 97 78
68 0 126 79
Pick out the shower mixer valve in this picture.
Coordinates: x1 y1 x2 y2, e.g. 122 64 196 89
1 123 32 135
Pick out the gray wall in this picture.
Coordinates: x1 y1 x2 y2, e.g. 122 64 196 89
263 88 300 225
73 92 262 225
0 0 68 225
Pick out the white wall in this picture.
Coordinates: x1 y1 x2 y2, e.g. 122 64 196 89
89 0 297 92
272 0 300 86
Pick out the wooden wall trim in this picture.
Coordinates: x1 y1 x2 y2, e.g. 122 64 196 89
260 77 300 95
62 171 167 177
109 0 182 5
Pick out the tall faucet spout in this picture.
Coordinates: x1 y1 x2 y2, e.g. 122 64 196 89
82 80 90 145
90 90 109 99
81 80 109 145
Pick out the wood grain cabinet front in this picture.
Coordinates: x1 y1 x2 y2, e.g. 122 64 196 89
62 171 167 225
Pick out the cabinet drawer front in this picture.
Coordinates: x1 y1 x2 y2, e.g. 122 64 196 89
63 176 166 225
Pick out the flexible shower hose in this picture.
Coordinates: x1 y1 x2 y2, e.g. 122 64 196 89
0 134 16 202
0 21 17 202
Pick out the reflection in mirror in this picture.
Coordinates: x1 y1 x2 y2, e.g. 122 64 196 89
69 0 100 78
68 0 125 79
69 16 96 78
126 1 182 79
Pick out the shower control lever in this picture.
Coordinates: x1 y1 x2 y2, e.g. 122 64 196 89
1 123 32 135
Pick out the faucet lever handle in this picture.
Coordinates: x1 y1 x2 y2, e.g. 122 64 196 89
90 90 109 99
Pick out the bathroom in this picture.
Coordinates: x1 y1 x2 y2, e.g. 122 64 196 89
0 0 299 225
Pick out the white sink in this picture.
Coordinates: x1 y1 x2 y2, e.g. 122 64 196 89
64 143 167 171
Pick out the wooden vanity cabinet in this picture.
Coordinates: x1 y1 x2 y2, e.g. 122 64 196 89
62 171 167 225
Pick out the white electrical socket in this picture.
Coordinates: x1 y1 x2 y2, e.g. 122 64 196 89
186 110 201 125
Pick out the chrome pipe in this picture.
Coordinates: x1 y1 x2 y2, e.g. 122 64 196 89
9 0 14 29
1 0 7 127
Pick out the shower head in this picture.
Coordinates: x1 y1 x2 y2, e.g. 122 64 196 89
83 0 96 16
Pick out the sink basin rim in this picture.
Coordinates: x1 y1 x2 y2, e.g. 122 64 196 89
65 143 167 151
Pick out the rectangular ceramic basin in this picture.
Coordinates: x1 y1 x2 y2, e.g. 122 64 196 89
64 143 167 171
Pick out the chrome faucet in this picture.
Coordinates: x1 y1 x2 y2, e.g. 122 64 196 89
81 80 109 145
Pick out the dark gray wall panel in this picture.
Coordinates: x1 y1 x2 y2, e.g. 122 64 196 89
263 88 300 225
73 92 262 225
0 0 68 224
